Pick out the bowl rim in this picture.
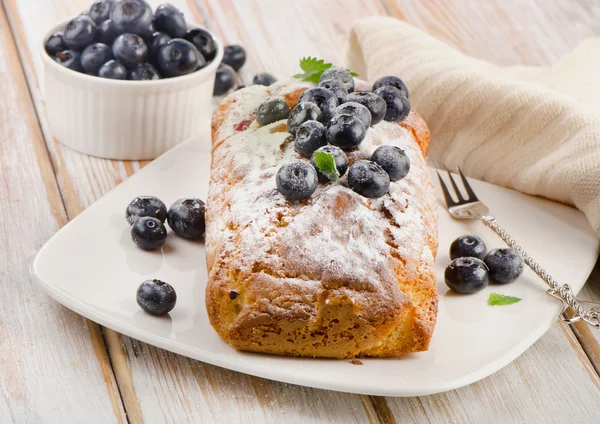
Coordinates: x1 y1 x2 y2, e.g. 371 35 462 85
41 19 224 87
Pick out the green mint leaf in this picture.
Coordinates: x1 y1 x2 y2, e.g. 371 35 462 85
488 293 522 306
313 151 339 182
293 57 359 84
349 71 359 77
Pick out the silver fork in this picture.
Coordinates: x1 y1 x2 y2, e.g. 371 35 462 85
437 168 600 329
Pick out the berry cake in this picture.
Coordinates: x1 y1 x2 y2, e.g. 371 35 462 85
205 79 438 358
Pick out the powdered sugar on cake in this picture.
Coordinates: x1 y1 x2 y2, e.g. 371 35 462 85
207 81 437 320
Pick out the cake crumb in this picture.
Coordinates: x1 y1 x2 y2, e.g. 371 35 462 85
350 359 363 366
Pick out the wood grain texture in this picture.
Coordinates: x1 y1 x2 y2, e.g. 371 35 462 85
0 4 125 423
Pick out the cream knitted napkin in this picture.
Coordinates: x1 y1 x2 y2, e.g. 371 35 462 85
344 16 600 235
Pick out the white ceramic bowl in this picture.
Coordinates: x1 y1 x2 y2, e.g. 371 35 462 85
42 22 223 160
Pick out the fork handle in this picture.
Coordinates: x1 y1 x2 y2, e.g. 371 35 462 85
480 216 600 328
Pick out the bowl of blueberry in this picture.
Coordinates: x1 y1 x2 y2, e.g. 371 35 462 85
42 0 223 160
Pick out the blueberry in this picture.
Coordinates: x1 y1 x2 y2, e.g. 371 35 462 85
131 217 167 250
148 31 171 60
113 33 148 68
326 114 366 150
343 92 386 126
295 120 326 158
213 63 236 95
167 198 206 240
222 44 246 71
252 72 277 86
89 0 112 25
110 0 153 36
449 235 487 261
128 62 160 80
81 43 113 75
54 50 83 72
126 196 167 224
287 102 322 136
63 15 96 51
136 279 177 316
154 3 187 38
372 75 409 98
374 86 410 122
445 257 489 294
156 39 202 77
317 79 348 101
45 32 67 56
97 19 119 44
333 102 371 128
371 145 410 181
348 160 390 198
256 97 290 126
310 145 348 182
184 28 217 61
98 59 127 79
484 248 524 284
298 87 339 123
319 66 354 93
276 161 318 201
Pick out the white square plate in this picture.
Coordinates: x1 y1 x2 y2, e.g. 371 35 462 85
33 138 599 396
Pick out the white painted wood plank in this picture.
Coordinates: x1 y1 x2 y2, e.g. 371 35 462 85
0 5 126 423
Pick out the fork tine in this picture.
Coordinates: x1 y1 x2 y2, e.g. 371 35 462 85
446 170 465 202
437 171 457 207
457 167 479 201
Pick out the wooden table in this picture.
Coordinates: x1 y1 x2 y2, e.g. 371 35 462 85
3 0 600 422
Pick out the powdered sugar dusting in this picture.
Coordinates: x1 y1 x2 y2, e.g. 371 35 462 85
206 80 437 324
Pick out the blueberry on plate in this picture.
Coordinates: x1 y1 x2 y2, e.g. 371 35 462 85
294 120 326 158
131 217 167 250
371 145 410 181
81 43 113 75
256 97 290 126
252 72 277 86
276 161 318 201
154 3 187 38
63 15 97 51
113 33 148 68
484 248 524 284
148 31 171 60
97 19 119 45
319 66 354 93
45 32 67 56
137 279 177 316
326 114 366 150
167 198 206 240
372 75 409 98
348 160 390 198
126 196 167 225
89 0 112 25
445 257 489 294
213 63 236 95
184 28 217 61
222 44 246 71
374 86 410 122
298 87 339 123
98 59 127 79
333 102 371 128
110 0 154 36
310 145 348 182
287 102 322 136
54 50 83 72
343 92 386 126
128 62 160 80
317 79 348 101
449 235 487 260
157 39 203 77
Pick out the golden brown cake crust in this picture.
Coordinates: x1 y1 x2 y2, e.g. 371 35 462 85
205 80 438 358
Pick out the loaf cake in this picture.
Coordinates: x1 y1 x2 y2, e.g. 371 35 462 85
205 80 438 358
